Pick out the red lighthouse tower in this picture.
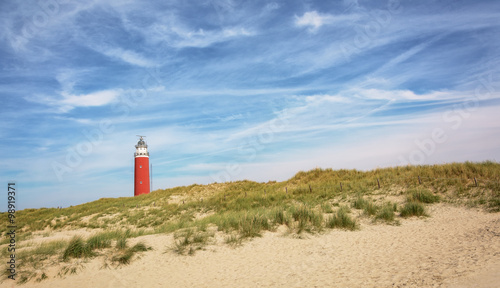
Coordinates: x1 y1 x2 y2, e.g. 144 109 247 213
134 136 150 196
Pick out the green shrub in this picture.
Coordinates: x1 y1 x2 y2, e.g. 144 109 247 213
352 196 368 209
400 202 427 217
239 214 269 238
363 201 378 216
376 204 395 222
273 208 289 225
326 206 357 230
487 195 500 212
321 203 334 213
290 205 323 233
407 189 440 203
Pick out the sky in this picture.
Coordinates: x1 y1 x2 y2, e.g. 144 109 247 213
1 0 500 210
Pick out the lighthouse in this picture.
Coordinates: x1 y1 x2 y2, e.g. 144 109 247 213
134 136 150 196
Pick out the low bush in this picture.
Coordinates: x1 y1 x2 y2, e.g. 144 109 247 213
290 205 323 233
376 203 395 222
400 202 427 217
352 196 368 210
326 206 357 230
407 189 440 204
363 201 378 216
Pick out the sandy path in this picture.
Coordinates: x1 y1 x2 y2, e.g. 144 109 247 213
4 204 499 288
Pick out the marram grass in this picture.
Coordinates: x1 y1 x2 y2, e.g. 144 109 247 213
400 202 427 218
2 162 499 283
407 188 440 204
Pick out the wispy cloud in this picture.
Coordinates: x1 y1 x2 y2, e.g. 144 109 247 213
25 89 121 113
150 24 255 48
295 11 358 32
61 90 119 108
92 46 158 67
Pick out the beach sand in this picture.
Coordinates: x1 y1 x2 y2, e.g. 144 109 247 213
3 204 499 288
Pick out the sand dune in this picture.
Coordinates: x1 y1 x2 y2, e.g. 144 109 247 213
4 204 499 288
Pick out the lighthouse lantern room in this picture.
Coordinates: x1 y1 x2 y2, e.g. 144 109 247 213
134 136 150 196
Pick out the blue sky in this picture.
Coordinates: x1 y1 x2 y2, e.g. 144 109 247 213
1 0 500 210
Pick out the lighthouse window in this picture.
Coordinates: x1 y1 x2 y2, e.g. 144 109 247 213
140 181 142 184
140 165 142 168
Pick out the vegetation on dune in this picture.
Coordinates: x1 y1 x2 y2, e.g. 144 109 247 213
326 206 358 230
1 161 499 283
400 202 427 218
2 161 498 237
63 237 94 260
375 202 397 223
407 188 440 204
171 228 215 255
86 233 112 250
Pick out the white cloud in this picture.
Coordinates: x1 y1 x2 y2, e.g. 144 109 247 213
369 34 448 78
61 90 119 107
28 69 122 112
295 11 357 32
168 26 255 48
350 88 463 101
93 46 157 67
304 94 350 103
222 27 253 37
295 11 326 30
53 116 93 125
223 88 474 144
25 89 121 113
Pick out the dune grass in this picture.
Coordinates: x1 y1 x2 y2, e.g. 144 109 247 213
171 228 214 255
2 162 497 238
273 208 291 226
0 240 67 283
112 241 152 265
376 203 397 222
2 162 496 242
290 205 323 234
224 233 242 247
86 234 112 250
363 201 379 216
326 206 358 230
130 242 150 252
63 237 94 260
400 202 427 218
407 188 440 204
112 250 134 265
352 196 369 210
1 162 499 283
115 237 128 250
